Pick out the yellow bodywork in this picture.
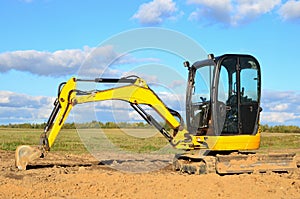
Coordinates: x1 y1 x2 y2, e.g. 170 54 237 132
44 77 260 152
47 78 76 148
201 133 260 150
172 128 260 151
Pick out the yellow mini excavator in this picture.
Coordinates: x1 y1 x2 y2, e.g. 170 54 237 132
15 54 297 174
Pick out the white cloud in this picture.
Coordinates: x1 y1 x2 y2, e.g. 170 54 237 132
0 91 54 108
0 46 159 77
0 47 90 77
0 96 10 104
0 91 55 123
187 0 281 26
262 90 299 105
234 0 281 24
261 112 300 123
168 79 186 89
278 0 300 21
129 111 143 121
132 0 179 25
269 103 289 111
188 0 233 25
261 90 300 125
122 71 159 83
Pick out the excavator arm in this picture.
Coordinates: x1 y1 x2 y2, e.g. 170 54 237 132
42 76 184 149
16 76 189 170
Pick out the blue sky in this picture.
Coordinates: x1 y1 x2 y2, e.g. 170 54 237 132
0 0 300 126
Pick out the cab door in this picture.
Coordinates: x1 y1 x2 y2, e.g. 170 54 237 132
239 56 261 134
214 55 261 135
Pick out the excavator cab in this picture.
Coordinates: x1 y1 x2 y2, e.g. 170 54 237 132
186 54 261 136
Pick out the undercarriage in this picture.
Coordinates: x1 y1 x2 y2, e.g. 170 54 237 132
173 151 298 175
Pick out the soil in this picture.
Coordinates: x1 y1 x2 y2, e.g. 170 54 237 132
0 150 299 199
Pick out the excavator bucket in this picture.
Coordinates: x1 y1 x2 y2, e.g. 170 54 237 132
15 145 41 170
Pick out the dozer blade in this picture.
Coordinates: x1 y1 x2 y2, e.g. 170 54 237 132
15 145 41 170
216 153 297 174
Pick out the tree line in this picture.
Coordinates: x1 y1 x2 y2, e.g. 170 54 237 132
0 121 153 129
260 124 300 133
1 122 299 133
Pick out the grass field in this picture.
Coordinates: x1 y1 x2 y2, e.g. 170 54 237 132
0 128 299 153
260 133 300 150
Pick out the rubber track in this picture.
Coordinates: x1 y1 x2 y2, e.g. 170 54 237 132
173 152 298 175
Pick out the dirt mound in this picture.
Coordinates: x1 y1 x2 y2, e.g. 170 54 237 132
0 150 299 199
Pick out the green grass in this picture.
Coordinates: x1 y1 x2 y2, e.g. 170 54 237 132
0 128 169 153
0 128 86 153
0 128 299 154
0 128 40 150
76 128 170 153
104 129 168 153
260 134 300 149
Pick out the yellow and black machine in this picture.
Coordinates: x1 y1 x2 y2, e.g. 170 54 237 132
16 54 297 174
